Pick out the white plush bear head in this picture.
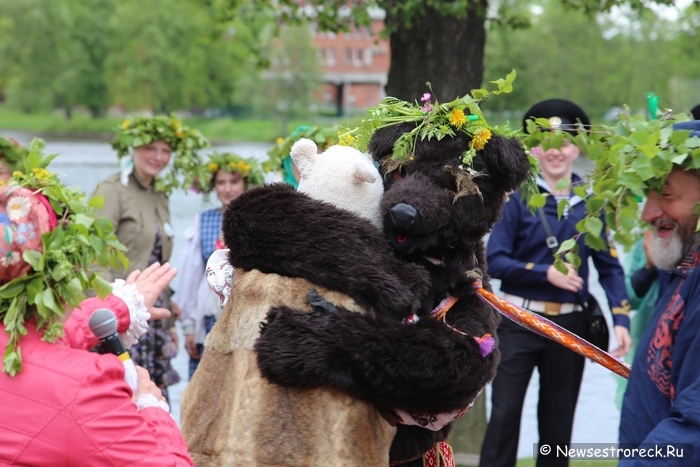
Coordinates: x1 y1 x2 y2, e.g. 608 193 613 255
290 138 383 228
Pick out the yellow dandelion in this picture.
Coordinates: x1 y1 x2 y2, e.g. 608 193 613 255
276 138 285 145
472 128 492 151
208 163 219 172
32 168 52 179
121 119 131 130
176 129 185 139
0 180 4 186
228 161 236 169
449 108 467 128
12 170 23 177
338 133 357 147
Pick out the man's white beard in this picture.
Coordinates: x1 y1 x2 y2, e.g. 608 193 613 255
650 222 700 271
650 232 684 271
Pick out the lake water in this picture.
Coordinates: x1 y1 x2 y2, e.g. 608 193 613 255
5 131 626 460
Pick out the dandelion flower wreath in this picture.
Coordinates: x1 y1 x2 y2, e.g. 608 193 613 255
194 152 265 194
112 115 210 195
338 70 539 201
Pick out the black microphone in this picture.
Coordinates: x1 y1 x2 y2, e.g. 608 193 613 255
88 308 130 363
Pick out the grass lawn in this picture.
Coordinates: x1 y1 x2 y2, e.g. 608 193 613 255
0 106 360 143
516 460 618 467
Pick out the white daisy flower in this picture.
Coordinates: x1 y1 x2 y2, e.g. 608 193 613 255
6 196 32 221
0 251 20 267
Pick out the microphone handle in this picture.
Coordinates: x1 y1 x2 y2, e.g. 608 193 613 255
100 334 130 361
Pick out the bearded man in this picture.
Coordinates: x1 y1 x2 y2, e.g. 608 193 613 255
618 120 700 464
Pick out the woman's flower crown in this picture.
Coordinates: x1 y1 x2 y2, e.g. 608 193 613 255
193 152 265 194
112 115 211 195
0 140 128 376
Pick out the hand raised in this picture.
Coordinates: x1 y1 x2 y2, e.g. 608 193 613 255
125 262 178 320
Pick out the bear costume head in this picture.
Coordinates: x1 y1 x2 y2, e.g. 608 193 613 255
367 124 533 310
291 138 384 227
370 124 531 258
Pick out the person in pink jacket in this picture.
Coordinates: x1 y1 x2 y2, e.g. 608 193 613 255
0 158 194 466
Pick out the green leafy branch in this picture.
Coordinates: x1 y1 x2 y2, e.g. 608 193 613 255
348 70 517 156
335 70 540 203
1 140 128 376
523 109 700 271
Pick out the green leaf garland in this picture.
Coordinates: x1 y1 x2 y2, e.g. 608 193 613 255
523 109 698 267
112 115 210 195
336 70 539 203
1 140 128 376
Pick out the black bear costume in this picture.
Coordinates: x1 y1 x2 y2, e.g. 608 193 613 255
181 78 535 464
253 127 533 464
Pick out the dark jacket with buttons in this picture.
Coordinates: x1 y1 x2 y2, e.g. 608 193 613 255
487 175 630 328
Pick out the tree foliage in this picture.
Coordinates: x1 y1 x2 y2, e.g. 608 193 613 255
68 0 116 117
484 0 692 119
0 0 697 120
0 0 79 114
0 0 301 117
107 0 212 113
235 25 322 134
199 0 677 102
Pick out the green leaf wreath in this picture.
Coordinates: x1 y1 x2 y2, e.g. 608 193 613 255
112 115 211 195
337 70 540 203
0 136 29 172
193 152 266 195
264 125 339 173
522 110 699 274
0 140 128 376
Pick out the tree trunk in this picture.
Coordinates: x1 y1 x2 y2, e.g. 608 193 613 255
384 0 488 102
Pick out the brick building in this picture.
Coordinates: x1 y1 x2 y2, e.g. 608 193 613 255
311 10 390 114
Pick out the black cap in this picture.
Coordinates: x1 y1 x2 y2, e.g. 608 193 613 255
522 98 590 134
690 104 700 121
